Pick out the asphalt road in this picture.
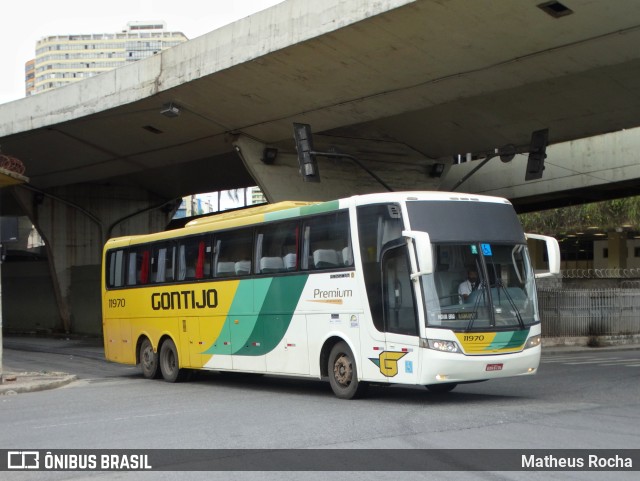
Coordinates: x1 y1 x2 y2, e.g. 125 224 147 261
1 341 639 481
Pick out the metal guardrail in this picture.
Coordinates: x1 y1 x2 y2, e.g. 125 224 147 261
538 288 640 338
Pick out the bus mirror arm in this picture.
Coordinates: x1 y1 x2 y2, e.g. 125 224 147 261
402 230 434 278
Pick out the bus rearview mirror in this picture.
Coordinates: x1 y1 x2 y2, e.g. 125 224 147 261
526 233 560 278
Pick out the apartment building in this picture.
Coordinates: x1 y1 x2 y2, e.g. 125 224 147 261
26 21 187 95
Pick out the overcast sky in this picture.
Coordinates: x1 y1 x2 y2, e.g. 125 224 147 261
0 0 283 105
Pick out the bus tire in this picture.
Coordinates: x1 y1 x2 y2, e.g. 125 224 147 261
159 338 186 383
139 337 160 379
426 383 457 393
328 341 368 399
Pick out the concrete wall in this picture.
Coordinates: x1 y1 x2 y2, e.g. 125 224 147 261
70 265 101 335
1 260 59 333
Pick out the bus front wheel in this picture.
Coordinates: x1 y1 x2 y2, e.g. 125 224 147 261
159 338 186 383
139 338 159 379
328 341 368 399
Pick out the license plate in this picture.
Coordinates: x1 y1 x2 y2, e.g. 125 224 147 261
486 363 503 371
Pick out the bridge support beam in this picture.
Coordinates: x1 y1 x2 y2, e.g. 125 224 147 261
232 135 443 202
440 127 640 210
12 184 176 334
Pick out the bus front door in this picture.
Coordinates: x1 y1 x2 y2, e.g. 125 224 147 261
381 244 421 385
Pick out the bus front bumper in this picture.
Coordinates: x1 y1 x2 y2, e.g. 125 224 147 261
419 345 541 385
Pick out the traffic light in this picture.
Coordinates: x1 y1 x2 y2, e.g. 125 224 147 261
525 128 549 181
292 123 320 183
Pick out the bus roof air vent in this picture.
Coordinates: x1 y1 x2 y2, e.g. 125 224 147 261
387 205 401 219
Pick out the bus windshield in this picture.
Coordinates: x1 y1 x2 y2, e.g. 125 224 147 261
405 199 538 331
422 242 538 330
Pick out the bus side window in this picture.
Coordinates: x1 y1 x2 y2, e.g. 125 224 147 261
214 228 253 277
107 249 126 288
255 221 298 274
302 211 351 271
127 251 136 286
125 247 150 286
178 235 211 281
151 243 175 283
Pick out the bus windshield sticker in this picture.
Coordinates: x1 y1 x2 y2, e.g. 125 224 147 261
470 245 478 255
481 243 493 256
437 311 476 321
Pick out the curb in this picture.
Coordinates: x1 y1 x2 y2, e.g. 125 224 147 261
0 372 78 395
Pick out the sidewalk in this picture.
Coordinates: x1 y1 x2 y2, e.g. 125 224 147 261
0 336 104 395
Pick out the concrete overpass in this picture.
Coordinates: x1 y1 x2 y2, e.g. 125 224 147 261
1 0 640 334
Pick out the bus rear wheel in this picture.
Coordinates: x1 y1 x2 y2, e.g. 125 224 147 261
159 338 186 382
139 338 159 379
328 341 368 399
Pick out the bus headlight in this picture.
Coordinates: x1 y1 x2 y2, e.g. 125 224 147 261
524 335 541 350
424 339 460 353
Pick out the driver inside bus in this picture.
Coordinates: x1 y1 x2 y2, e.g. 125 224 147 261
458 269 479 303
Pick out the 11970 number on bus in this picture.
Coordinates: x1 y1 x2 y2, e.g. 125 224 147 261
463 335 485 342
108 298 126 308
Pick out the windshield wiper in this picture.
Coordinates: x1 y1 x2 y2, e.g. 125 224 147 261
466 281 485 330
494 281 525 329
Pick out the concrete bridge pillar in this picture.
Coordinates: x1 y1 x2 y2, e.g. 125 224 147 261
12 184 177 334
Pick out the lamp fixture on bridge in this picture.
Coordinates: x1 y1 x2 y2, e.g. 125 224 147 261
261 148 278 164
537 1 573 18
160 103 181 118
429 163 445 178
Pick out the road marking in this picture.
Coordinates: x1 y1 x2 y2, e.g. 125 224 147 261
542 355 640 367
598 359 640 366
564 360 618 365
541 357 607 363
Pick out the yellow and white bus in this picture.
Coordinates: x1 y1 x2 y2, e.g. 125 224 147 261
102 192 559 399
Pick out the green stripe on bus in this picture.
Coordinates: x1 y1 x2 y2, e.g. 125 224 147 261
258 275 308 354
487 329 529 351
202 275 309 356
235 275 308 355
227 278 272 351
299 200 340 216
264 200 340 222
